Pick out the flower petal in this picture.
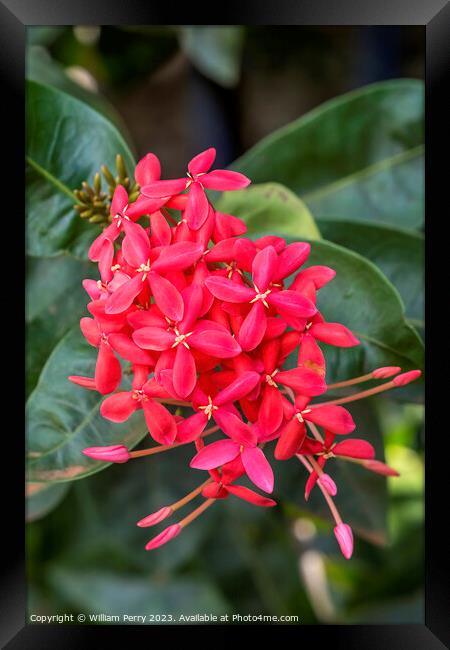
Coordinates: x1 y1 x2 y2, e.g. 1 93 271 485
332 439 375 459
95 341 121 394
241 447 274 493
180 284 204 332
108 333 155 364
148 272 184 322
190 439 240 470
292 265 336 291
205 276 255 303
298 333 326 377
110 185 129 216
309 322 360 347
184 182 210 230
68 375 97 390
214 371 261 406
152 242 204 273
252 245 277 292
104 273 144 314
127 309 166 330
126 194 167 218
201 169 250 191
149 211 172 247
142 399 177 445
258 385 284 436
268 290 317 318
275 367 326 396
213 211 247 241
274 418 306 460
272 242 310 282
238 301 267 352
188 147 216 176
189 328 241 358
140 178 187 198
213 410 257 446
100 391 138 422
173 345 197 399
121 220 151 268
80 317 100 347
134 153 161 185
88 223 119 262
98 238 114 284
176 412 208 443
226 484 276 507
132 326 175 351
305 405 356 435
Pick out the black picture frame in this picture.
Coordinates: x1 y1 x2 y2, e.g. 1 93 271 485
4 1 447 646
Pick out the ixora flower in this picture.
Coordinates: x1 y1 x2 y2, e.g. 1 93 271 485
71 147 422 561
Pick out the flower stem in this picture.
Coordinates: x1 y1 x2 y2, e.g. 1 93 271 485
129 425 219 458
306 421 324 444
172 478 213 512
297 454 342 525
326 372 375 390
311 379 398 408
179 498 215 528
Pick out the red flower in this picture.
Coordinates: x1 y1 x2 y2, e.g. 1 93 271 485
140 148 250 230
205 245 317 351
100 365 177 445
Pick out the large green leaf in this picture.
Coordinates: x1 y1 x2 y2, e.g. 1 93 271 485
26 255 93 397
317 220 424 331
304 239 424 400
26 80 135 259
179 26 244 88
231 80 424 229
26 46 131 135
267 238 423 402
26 481 71 522
216 182 321 239
26 326 149 483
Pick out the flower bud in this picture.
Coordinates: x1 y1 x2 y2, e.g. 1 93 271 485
318 473 337 496
82 445 130 463
372 366 401 379
145 524 181 550
363 460 400 477
334 523 354 559
392 369 422 386
137 506 173 527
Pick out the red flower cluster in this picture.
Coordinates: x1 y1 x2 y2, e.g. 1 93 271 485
70 148 421 559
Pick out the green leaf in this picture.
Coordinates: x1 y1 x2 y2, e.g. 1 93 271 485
26 255 93 397
216 182 321 239
303 239 424 403
26 481 71 522
26 46 131 134
231 79 424 229
26 326 149 483
179 26 244 88
48 568 229 619
317 220 424 331
26 80 136 259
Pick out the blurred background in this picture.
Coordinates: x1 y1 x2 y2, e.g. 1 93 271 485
26 26 424 624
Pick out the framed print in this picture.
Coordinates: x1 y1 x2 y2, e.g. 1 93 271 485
1 0 447 646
